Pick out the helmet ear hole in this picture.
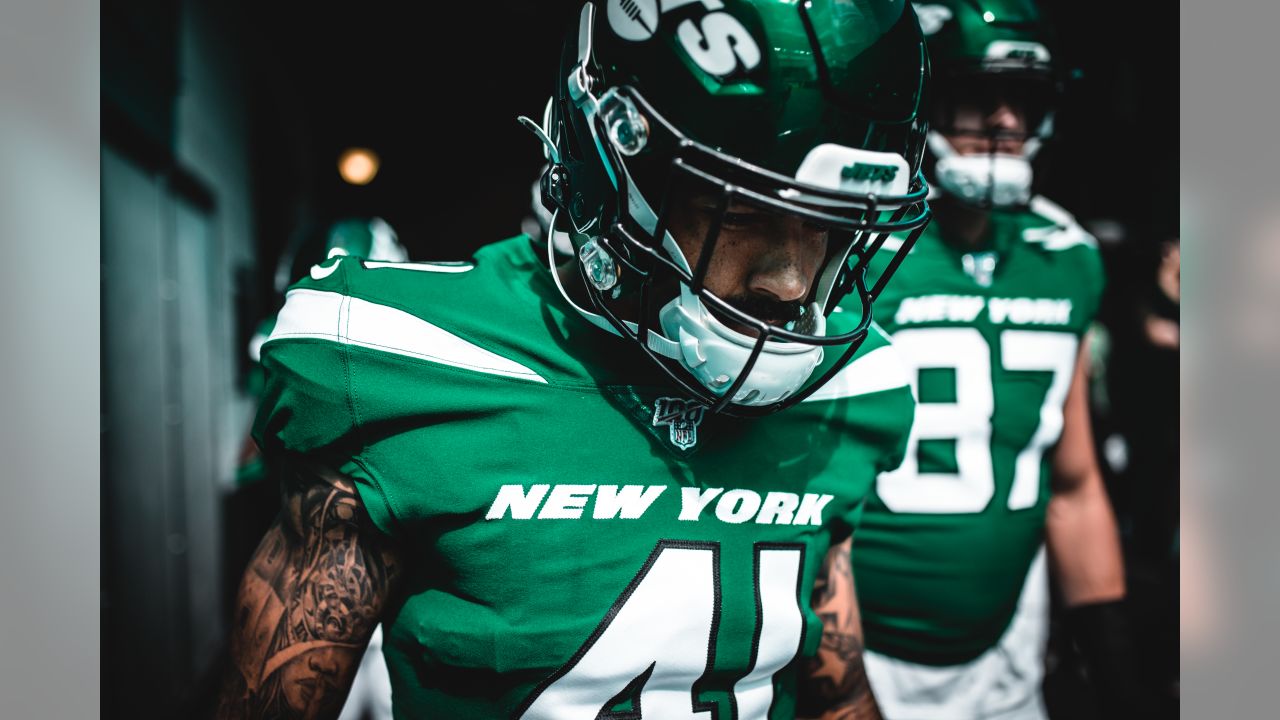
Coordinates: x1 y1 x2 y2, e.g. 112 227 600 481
599 88 649 157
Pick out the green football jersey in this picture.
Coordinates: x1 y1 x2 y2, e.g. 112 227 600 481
849 197 1104 665
253 236 915 718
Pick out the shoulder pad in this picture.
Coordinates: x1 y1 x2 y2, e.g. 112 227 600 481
1023 196 1097 251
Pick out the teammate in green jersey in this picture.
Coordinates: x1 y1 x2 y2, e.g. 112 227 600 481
847 2 1133 718
216 2 935 718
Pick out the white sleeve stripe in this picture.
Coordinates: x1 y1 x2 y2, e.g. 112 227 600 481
802 344 913 402
362 261 475 273
268 289 548 384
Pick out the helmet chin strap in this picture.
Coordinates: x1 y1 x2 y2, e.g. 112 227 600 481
928 131 1033 208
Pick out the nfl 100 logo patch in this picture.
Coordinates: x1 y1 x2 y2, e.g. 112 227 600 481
652 397 707 451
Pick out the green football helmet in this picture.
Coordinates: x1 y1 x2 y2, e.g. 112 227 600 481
526 0 932 416
916 0 1060 208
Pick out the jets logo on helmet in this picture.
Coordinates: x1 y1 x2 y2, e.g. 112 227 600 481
606 0 762 76
986 39 1050 64
842 163 901 184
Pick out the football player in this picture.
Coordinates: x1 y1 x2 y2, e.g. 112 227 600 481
846 2 1133 718
216 2 933 718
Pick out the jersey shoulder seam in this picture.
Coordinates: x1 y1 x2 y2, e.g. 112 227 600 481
339 261 370 462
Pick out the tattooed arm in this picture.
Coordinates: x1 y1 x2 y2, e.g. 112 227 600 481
215 460 402 720
796 537 882 720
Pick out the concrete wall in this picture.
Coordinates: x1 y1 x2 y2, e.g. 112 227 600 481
102 1 256 715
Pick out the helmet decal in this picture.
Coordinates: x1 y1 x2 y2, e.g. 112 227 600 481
606 0 762 76
984 40 1051 64
606 0 660 41
795 145 912 196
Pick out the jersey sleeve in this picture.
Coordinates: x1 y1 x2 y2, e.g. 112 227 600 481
860 323 916 477
876 388 916 477
250 255 399 536
802 321 917 535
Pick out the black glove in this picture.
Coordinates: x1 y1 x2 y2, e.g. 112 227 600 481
1066 598 1144 719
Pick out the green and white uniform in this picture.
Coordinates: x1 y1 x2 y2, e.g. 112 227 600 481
849 197 1102 718
254 236 915 719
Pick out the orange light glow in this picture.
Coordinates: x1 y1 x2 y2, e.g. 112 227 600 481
338 148 380 185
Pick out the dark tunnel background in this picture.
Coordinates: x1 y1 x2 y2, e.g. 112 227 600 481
101 1 1178 717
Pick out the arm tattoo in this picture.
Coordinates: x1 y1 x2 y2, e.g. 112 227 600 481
215 461 401 719
796 537 882 720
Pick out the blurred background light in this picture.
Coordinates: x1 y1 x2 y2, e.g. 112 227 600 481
339 147 380 185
